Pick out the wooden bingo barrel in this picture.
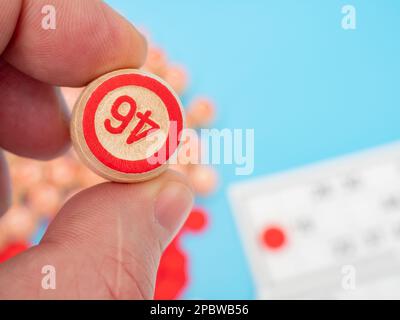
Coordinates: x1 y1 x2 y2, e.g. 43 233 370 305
71 69 184 183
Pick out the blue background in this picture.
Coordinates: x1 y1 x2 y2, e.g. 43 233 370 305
105 0 400 299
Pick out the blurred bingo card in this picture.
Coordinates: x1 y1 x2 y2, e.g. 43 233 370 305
229 142 400 299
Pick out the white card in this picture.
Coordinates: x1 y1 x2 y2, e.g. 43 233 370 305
228 142 400 299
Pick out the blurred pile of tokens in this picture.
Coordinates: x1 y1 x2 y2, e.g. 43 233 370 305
0 41 218 264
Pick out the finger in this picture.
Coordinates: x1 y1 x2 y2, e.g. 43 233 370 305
2 0 147 87
0 170 194 299
0 0 21 54
0 60 70 159
0 150 11 216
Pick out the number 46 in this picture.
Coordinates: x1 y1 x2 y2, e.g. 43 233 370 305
104 95 160 144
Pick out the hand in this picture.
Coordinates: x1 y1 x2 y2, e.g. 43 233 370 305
0 0 193 299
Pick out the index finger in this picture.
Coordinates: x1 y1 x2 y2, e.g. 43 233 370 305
1 0 147 87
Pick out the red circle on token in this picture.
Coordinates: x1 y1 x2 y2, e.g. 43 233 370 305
82 72 183 174
262 226 286 249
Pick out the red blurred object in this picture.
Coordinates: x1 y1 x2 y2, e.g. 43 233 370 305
155 240 187 299
0 242 28 263
261 226 286 250
154 207 208 299
184 207 208 232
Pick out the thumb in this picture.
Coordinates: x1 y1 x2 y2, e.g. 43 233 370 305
0 170 193 299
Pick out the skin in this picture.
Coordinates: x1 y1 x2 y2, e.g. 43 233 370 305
0 0 193 299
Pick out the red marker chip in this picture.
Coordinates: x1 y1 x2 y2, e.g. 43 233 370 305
71 69 184 182
261 226 286 250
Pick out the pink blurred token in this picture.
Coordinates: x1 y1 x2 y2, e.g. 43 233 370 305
189 165 218 196
1 206 36 241
77 166 106 187
11 162 42 190
164 65 188 95
27 183 60 218
45 157 78 189
187 98 216 128
144 47 168 76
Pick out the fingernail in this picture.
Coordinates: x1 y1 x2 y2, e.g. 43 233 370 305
155 182 194 232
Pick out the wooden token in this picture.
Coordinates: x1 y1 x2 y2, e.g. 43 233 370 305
71 69 185 183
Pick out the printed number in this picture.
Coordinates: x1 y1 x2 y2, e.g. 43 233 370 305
104 95 160 144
